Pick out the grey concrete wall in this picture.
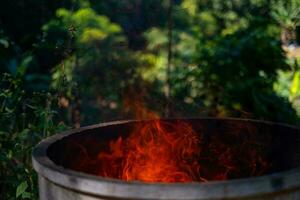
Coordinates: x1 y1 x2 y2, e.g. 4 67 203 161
38 175 300 200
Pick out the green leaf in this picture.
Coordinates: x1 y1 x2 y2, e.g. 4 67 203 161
17 56 33 76
0 39 9 48
290 71 300 100
21 192 31 199
18 129 30 140
16 181 28 198
0 131 7 135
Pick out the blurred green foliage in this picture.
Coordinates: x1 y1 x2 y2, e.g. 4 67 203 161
1 0 300 199
0 73 67 199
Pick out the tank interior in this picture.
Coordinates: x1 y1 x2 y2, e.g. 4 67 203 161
47 119 300 182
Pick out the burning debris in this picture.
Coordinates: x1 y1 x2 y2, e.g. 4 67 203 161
99 120 201 182
70 119 269 183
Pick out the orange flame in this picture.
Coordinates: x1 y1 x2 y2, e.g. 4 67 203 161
71 101 269 183
97 99 205 182
121 120 201 182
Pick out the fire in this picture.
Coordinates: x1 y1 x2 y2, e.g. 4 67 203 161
97 101 204 182
112 120 201 182
97 119 203 182
95 119 268 183
69 102 269 183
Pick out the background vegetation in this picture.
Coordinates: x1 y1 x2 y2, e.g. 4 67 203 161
1 0 300 199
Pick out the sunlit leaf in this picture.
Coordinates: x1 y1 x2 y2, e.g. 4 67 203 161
16 181 28 198
290 71 300 100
